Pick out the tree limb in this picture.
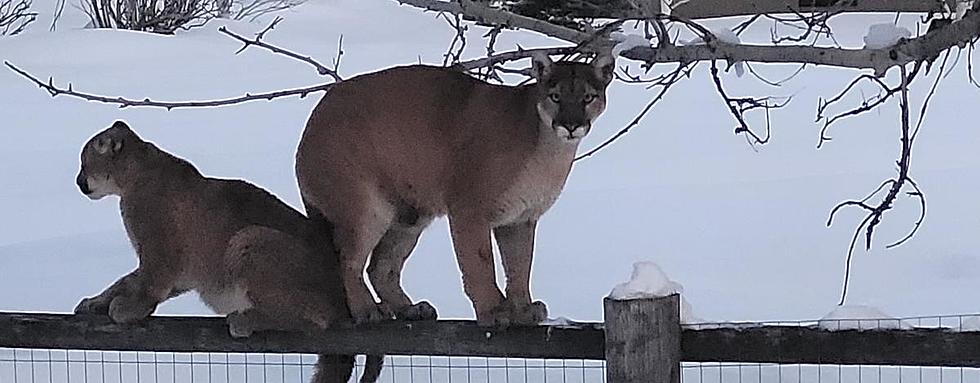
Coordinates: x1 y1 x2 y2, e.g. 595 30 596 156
218 16 342 81
400 0 980 76
396 0 589 43
5 61 332 109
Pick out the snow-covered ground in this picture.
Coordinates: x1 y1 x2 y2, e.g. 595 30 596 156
2 0 980 328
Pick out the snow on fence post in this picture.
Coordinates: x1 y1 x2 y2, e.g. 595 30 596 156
603 294 681 383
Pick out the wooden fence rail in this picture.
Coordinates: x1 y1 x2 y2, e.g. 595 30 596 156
4 312 980 366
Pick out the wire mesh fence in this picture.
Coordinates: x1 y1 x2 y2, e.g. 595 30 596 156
0 349 606 383
681 363 980 383
4 312 980 383
6 349 980 383
682 313 980 332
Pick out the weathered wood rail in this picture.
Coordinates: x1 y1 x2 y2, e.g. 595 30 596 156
0 312 604 359
3 307 980 368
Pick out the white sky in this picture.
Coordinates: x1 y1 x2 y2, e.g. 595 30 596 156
1 0 979 324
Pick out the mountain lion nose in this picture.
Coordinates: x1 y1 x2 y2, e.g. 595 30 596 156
76 173 91 194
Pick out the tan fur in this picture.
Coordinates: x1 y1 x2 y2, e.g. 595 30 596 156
73 121 382 383
296 53 615 325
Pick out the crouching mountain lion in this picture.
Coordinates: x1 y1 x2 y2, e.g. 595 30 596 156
296 52 614 326
73 121 382 383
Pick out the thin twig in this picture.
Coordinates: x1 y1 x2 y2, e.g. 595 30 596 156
456 47 575 71
831 65 917 306
441 12 468 66
710 61 790 146
5 61 332 109
816 63 922 148
575 62 695 161
218 17 342 81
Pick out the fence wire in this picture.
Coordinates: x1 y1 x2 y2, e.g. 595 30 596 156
6 350 980 383
0 349 606 383
681 363 980 383
4 313 980 383
683 313 980 332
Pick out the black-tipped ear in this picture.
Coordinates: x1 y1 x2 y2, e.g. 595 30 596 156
592 51 615 85
93 136 124 155
108 120 142 141
531 52 554 81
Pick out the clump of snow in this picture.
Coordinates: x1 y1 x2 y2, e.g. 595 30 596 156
955 0 972 20
609 261 701 324
680 28 744 77
818 305 911 330
541 316 575 326
610 261 682 299
540 316 596 328
711 28 741 45
610 32 651 56
863 23 912 49
681 28 740 46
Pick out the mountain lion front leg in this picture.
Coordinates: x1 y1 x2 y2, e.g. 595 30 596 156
75 270 142 316
449 215 505 326
106 254 179 324
493 220 548 326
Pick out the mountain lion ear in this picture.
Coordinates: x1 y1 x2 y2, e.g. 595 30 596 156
94 137 124 155
531 52 554 81
111 120 130 131
592 50 615 85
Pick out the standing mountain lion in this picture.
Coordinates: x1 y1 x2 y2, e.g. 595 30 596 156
73 121 382 383
296 52 615 326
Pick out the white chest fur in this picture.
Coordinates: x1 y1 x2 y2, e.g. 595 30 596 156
491 151 573 226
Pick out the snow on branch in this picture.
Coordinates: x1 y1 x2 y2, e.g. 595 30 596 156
401 0 980 76
396 0 589 43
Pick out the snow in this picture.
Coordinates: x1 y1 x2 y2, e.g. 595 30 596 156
540 316 593 328
608 261 701 324
863 23 912 49
712 28 741 45
610 32 650 56
610 261 683 299
955 0 972 20
817 305 911 330
959 316 980 331
680 28 744 76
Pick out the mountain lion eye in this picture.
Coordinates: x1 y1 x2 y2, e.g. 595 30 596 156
549 93 561 103
584 94 597 103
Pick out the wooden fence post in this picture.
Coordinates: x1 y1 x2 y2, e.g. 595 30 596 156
604 294 681 383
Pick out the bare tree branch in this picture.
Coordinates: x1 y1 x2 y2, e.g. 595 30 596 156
456 46 574 71
396 0 589 42
828 64 921 306
710 61 790 145
5 61 332 109
441 12 468 66
218 16 342 81
400 0 980 75
6 19 343 109
575 62 695 161
228 0 304 22
816 63 923 148
0 0 37 35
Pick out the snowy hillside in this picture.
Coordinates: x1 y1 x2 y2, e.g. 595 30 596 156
1 0 979 325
